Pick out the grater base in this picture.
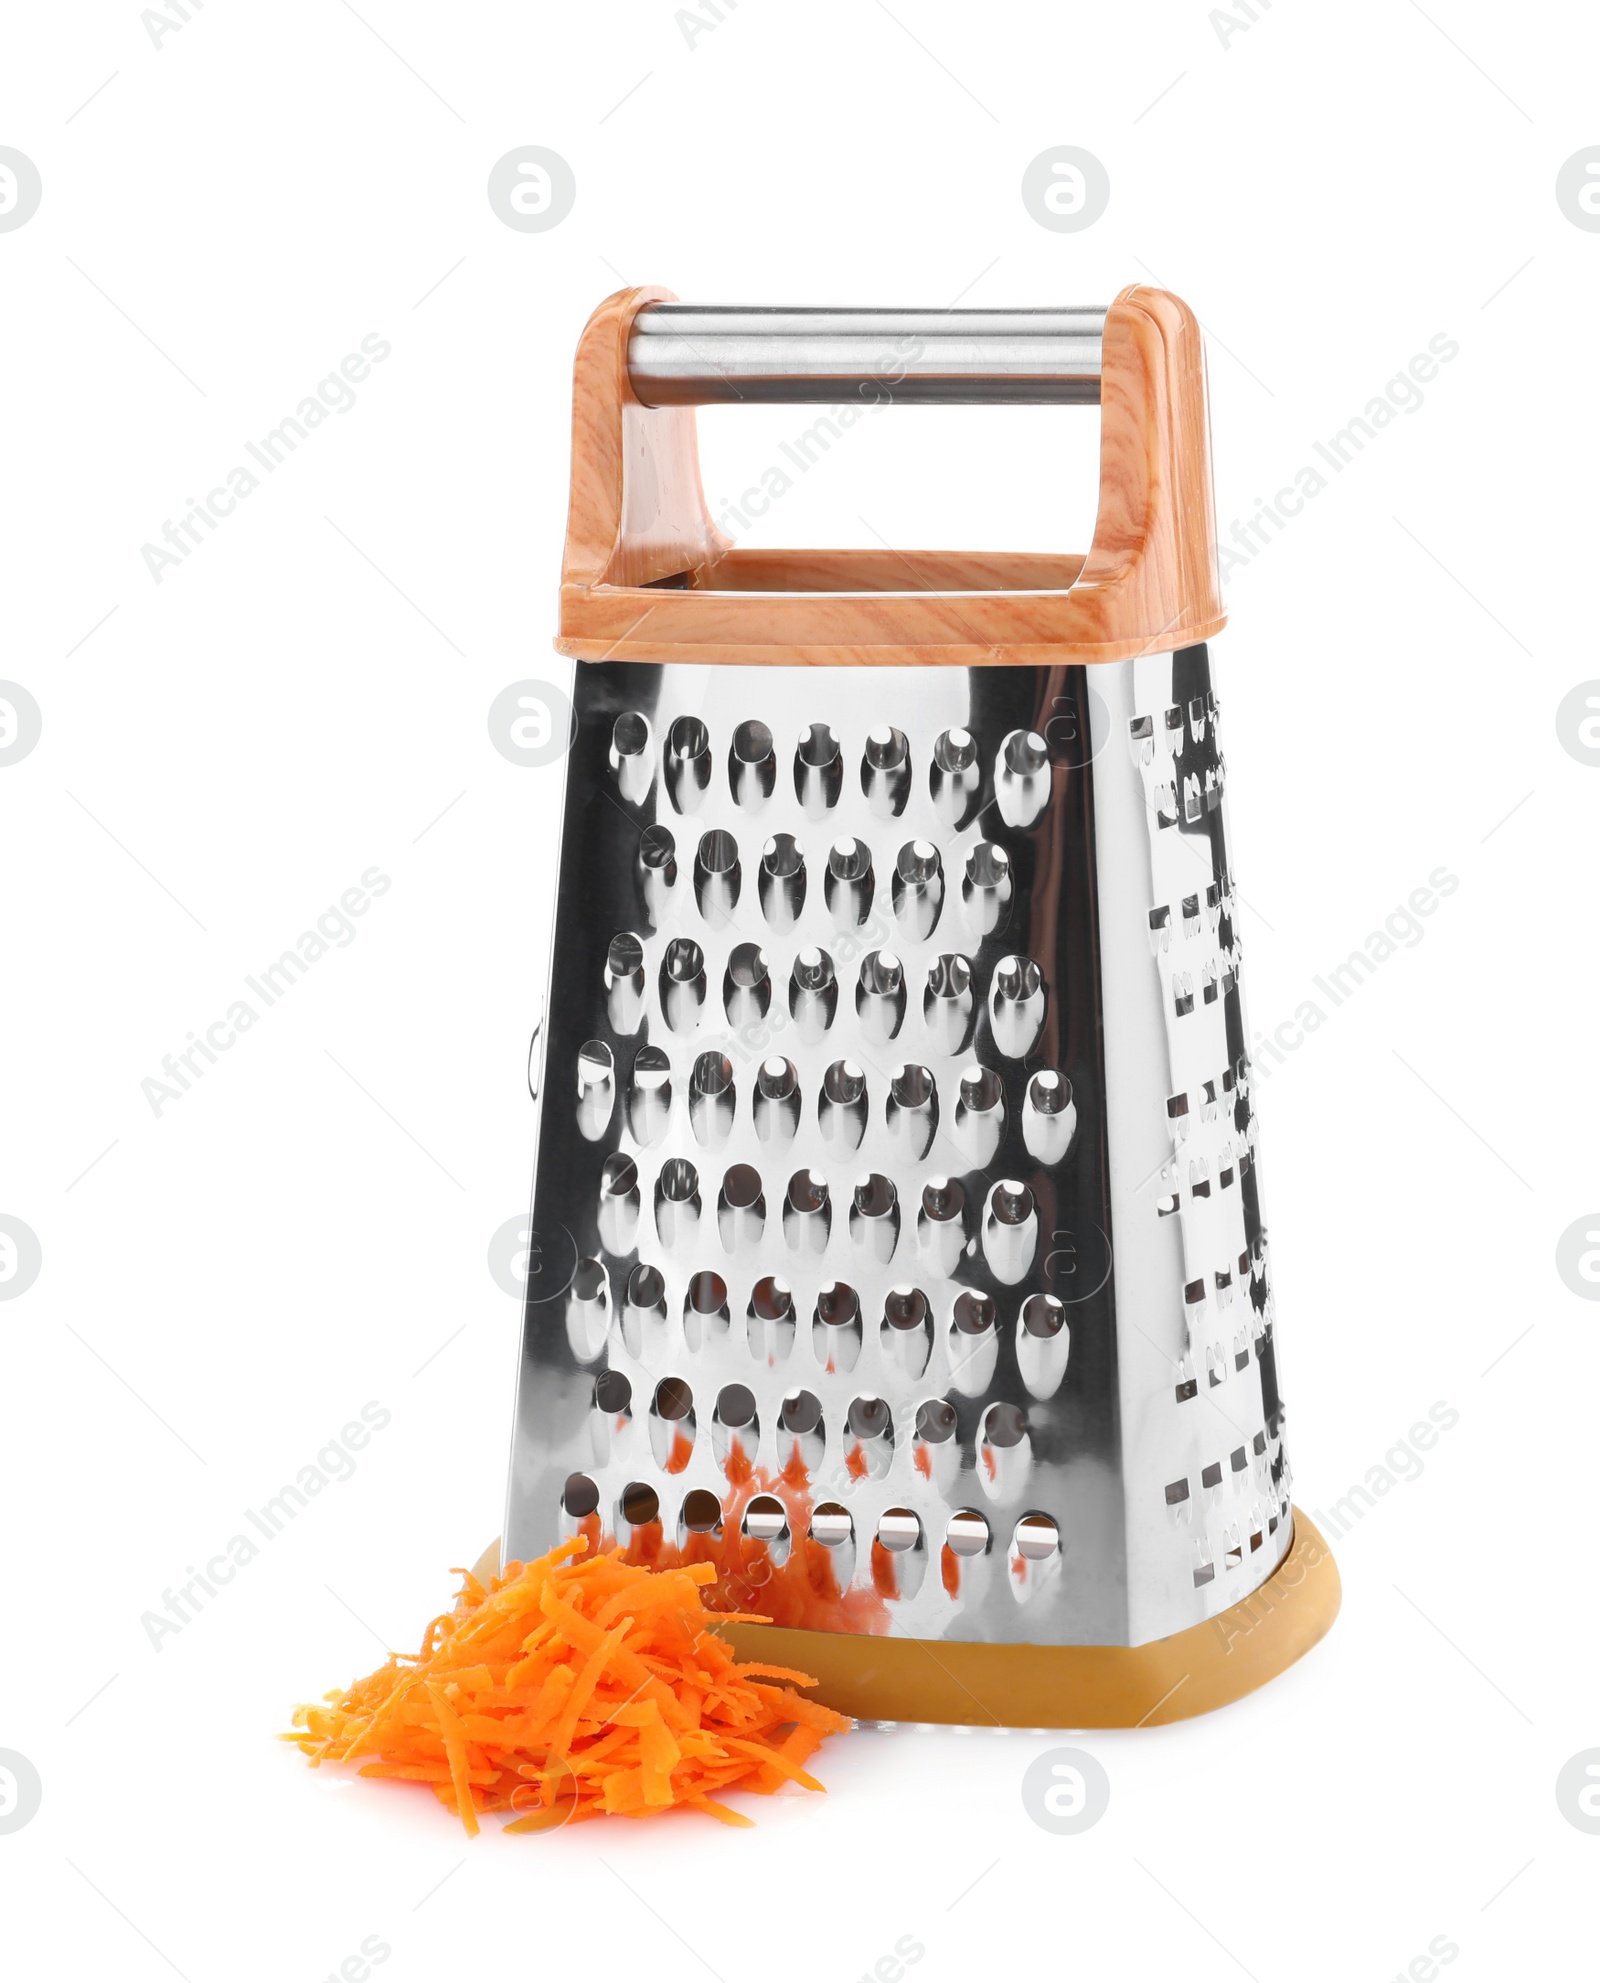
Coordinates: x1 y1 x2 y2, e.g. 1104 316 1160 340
468 1514 1336 1729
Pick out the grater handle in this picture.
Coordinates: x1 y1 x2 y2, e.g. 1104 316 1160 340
557 283 1223 665
627 307 1107 406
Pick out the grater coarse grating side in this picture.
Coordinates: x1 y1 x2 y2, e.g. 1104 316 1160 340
500 286 1339 1727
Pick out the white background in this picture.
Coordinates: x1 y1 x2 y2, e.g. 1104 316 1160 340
4 2 1597 1977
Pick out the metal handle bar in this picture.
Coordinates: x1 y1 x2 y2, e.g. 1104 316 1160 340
627 305 1108 406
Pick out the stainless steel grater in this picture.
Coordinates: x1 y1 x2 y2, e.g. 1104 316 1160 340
501 287 1338 1722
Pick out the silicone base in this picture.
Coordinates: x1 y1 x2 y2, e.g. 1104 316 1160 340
471 1513 1338 1729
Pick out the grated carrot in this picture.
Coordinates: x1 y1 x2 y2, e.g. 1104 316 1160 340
284 1538 850 1832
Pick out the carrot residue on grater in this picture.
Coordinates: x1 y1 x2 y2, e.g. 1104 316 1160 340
284 1538 850 1832
576 1464 891 1635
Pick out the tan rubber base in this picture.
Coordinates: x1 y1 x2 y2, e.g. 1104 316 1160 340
471 1513 1338 1728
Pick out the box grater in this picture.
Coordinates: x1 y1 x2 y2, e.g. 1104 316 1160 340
501 286 1339 1727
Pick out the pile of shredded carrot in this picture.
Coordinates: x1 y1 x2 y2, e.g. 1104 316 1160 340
284 1538 850 1831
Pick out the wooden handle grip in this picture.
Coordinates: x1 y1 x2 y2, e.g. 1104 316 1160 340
556 283 1224 665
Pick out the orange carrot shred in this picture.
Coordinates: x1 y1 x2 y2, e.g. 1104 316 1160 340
688 1796 756 1827
286 1538 850 1831
424 1682 480 1838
